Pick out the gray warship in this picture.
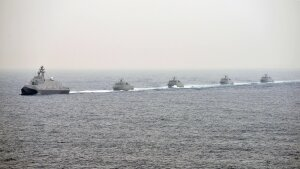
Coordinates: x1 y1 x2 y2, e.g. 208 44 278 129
113 79 134 91
260 74 274 83
220 75 234 85
168 77 184 88
21 66 70 95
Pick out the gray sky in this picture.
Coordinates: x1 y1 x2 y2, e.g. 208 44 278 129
0 0 299 70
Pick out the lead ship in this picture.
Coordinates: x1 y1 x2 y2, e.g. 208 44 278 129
220 75 234 85
113 79 134 91
168 77 184 88
260 74 274 83
21 66 70 95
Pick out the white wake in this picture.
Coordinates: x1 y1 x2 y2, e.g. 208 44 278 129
70 80 300 94
70 90 113 94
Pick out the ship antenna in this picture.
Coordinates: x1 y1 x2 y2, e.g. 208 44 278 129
39 65 45 78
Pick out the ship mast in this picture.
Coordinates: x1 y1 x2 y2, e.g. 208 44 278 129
38 66 45 78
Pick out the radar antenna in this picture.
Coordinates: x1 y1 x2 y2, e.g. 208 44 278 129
38 66 46 78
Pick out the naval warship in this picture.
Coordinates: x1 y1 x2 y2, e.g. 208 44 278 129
113 79 134 91
168 77 184 88
260 74 274 83
220 75 234 85
21 66 70 95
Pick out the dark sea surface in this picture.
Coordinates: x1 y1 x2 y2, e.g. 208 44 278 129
0 70 300 169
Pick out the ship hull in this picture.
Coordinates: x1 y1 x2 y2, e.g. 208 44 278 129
113 86 134 91
21 86 38 95
21 85 70 95
260 79 274 83
38 89 70 95
220 82 234 85
168 84 184 88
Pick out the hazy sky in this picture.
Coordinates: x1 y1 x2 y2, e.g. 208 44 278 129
0 0 299 70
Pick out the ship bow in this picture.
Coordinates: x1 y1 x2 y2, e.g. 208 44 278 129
21 86 38 95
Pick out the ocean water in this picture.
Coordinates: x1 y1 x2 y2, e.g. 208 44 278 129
0 70 300 169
